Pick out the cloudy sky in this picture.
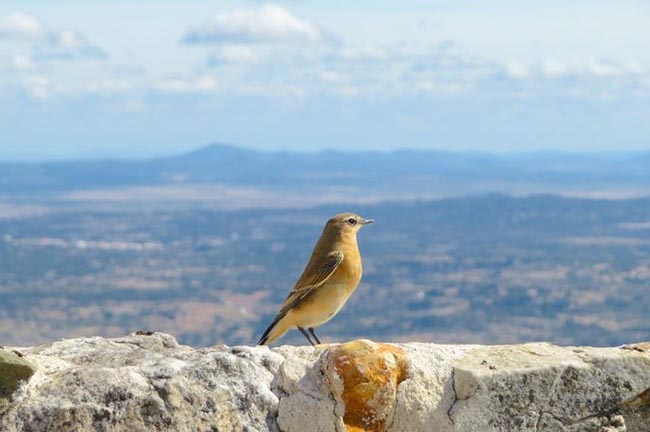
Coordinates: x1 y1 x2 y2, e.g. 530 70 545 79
1 1 649 160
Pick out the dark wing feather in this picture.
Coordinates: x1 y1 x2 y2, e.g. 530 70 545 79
257 251 343 345
278 250 344 317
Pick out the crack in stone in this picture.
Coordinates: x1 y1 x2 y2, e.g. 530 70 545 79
329 389 341 432
534 368 650 429
262 350 285 375
542 408 620 428
529 364 633 430
384 369 411 432
444 362 637 430
529 364 577 430
619 385 650 409
266 352 291 432
319 351 343 432
446 368 458 425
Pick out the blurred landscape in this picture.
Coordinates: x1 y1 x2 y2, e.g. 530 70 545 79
1 143 649 347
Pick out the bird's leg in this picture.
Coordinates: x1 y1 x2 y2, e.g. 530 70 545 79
298 327 316 346
308 327 322 344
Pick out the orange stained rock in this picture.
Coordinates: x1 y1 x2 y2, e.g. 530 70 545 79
326 339 410 432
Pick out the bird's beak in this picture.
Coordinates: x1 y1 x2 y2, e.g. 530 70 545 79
361 218 374 225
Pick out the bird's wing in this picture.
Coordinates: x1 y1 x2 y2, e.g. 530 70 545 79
277 250 344 317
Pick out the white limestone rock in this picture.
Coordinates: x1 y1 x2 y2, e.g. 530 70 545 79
449 343 650 432
2 333 284 432
1 333 648 432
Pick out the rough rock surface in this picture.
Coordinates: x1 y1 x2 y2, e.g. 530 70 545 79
1 333 649 432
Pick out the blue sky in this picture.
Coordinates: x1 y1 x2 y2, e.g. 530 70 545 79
0 1 649 160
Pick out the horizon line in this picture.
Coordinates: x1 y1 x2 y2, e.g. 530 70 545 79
0 142 648 164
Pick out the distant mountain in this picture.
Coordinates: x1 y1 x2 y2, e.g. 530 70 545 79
0 143 648 195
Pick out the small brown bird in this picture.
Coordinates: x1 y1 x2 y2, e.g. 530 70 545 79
258 213 373 346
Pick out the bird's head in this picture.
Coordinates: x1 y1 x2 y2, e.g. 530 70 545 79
325 213 374 236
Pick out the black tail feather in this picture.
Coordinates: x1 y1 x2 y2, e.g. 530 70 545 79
257 314 282 345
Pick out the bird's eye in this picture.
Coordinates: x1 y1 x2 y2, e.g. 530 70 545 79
347 218 357 225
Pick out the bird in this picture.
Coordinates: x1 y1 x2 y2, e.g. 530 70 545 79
258 212 374 346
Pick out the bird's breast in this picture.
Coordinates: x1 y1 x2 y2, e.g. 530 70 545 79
326 239 363 290
332 256 362 289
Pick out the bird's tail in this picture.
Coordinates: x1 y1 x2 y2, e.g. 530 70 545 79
258 314 290 346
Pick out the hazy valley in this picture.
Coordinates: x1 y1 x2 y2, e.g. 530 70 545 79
0 145 649 347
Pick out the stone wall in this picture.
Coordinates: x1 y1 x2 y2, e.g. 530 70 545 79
1 333 649 431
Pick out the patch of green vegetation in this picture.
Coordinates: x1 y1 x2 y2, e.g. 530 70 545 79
0 350 36 415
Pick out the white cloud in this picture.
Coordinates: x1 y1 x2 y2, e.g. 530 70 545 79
415 81 466 95
0 12 106 62
1 53 37 71
583 58 619 77
504 58 647 81
12 53 36 70
22 75 64 99
17 75 133 99
581 58 644 78
0 12 45 40
399 42 496 96
319 70 349 84
58 30 85 49
541 59 567 79
155 76 218 93
183 4 321 44
76 80 132 94
334 85 361 97
37 30 107 61
210 45 260 65
505 61 531 80
339 45 389 61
